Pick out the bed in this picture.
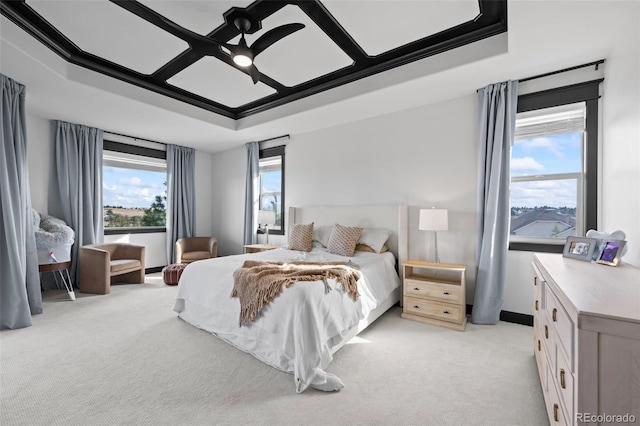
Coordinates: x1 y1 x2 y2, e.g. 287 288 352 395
173 204 408 393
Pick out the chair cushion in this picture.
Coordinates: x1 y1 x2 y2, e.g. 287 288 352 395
162 263 187 286
110 259 142 273
182 251 212 262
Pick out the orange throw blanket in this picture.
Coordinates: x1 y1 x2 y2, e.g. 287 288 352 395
231 260 360 324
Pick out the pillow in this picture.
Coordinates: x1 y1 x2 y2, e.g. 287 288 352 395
355 243 389 253
312 225 333 247
288 223 314 252
358 228 392 253
327 224 362 257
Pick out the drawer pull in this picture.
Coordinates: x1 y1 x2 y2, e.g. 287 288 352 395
560 369 566 389
413 305 420 309
443 310 449 314
443 291 450 295
534 276 537 286
535 300 539 311
544 325 549 339
553 403 559 422
552 308 557 322
537 339 541 351
413 287 420 291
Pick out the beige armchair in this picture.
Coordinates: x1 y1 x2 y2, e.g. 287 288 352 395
79 243 145 294
175 237 217 264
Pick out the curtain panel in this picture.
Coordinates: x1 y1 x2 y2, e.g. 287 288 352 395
0 73 42 329
48 120 104 286
243 142 259 246
166 144 196 264
471 80 518 325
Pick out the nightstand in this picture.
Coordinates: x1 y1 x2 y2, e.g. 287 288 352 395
243 244 278 254
401 260 467 331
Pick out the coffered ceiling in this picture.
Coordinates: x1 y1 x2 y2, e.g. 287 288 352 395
1 0 507 120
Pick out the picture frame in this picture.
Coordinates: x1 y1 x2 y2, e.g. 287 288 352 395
595 240 627 266
562 236 597 261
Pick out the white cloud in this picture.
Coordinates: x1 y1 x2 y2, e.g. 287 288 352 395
511 156 544 172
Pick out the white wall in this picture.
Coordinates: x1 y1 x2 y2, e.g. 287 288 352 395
26 116 214 269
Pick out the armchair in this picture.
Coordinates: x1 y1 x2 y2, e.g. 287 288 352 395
175 237 217 264
79 243 145 294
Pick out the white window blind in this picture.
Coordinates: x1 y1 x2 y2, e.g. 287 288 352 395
515 102 585 139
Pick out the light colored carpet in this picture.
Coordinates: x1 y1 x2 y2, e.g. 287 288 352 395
1 274 548 426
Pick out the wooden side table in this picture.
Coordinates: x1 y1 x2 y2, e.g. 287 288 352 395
243 244 278 254
401 260 466 331
39 261 75 300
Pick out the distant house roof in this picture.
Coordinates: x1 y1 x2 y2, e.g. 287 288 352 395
511 209 576 238
511 220 573 238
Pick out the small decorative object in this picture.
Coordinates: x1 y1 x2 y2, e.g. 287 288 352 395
562 236 598 261
585 229 628 260
595 240 626 266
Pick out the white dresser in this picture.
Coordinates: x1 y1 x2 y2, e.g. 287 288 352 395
532 253 640 425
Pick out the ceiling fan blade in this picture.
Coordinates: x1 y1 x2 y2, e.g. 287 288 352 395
249 65 261 84
250 23 305 57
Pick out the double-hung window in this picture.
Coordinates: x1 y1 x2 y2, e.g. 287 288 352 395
258 146 285 235
103 141 167 234
509 80 602 252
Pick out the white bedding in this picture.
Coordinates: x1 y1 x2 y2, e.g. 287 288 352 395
173 247 400 393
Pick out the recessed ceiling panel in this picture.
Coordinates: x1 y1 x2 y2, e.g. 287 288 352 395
323 1 480 56
241 5 354 87
27 0 189 74
167 57 276 108
138 0 253 36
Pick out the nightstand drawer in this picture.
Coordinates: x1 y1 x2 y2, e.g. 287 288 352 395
404 297 463 324
405 279 462 304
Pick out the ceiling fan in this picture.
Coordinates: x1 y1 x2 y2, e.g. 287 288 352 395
223 16 305 84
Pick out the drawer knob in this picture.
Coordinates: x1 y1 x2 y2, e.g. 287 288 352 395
413 287 420 291
413 305 420 309
443 292 450 295
535 300 539 311
552 308 558 322
553 403 559 422
544 325 549 339
560 368 566 389
443 310 449 314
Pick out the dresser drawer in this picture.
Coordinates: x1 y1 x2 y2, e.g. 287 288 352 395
533 333 547 392
556 347 574 422
404 296 463 324
546 364 569 425
545 286 574 369
404 279 463 304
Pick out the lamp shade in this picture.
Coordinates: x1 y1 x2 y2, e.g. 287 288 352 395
419 208 448 231
258 210 276 226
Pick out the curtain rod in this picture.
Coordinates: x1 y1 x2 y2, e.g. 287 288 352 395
519 59 605 83
255 134 290 144
103 130 166 146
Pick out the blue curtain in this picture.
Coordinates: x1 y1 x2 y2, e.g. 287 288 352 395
0 74 42 329
166 144 195 264
471 80 518 325
48 120 104 286
243 142 259 245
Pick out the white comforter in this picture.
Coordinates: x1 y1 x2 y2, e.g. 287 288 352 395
173 247 400 393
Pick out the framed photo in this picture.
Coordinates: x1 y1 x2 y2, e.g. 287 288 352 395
562 237 597 261
595 240 626 266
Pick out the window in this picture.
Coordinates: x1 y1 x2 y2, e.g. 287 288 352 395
259 146 285 235
510 80 601 252
103 141 167 234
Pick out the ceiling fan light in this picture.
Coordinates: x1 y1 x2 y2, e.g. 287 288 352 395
233 54 253 67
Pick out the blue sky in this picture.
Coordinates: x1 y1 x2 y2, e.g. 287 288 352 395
510 132 582 208
103 166 166 208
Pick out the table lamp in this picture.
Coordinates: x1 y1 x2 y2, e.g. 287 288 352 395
419 208 448 263
258 210 276 244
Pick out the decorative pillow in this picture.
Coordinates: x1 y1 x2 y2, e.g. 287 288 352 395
358 228 392 253
355 243 389 253
327 224 362 257
312 225 333 247
288 223 314 252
